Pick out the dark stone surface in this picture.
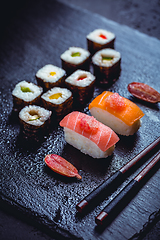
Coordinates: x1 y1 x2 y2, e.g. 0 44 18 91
0 0 160 239
59 0 160 40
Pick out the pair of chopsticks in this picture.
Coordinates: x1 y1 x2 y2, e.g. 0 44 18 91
76 137 160 225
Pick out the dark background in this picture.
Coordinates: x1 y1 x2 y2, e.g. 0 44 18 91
0 0 160 239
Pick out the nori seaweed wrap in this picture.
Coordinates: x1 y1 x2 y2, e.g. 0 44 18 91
65 69 95 106
92 48 121 86
19 105 52 139
87 29 115 55
41 87 73 121
36 64 66 91
12 81 43 111
60 47 90 75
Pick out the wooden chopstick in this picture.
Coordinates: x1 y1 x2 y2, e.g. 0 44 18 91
76 137 160 213
95 151 160 225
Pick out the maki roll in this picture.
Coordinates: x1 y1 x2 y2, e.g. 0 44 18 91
65 70 95 106
92 48 121 86
60 111 119 159
36 64 66 91
89 91 145 136
87 29 115 55
12 81 43 111
60 47 90 75
41 87 73 120
19 105 52 139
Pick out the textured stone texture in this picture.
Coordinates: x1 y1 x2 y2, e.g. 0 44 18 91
0 0 160 240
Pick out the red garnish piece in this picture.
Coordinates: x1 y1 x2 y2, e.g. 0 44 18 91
105 93 126 111
77 76 86 81
79 116 99 134
99 34 107 40
128 82 160 103
44 154 82 179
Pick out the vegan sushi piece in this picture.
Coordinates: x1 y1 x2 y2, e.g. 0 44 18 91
60 47 90 75
92 48 121 85
87 29 115 55
41 87 73 120
89 91 145 136
36 64 66 91
65 69 95 106
12 80 43 111
19 105 52 139
60 111 119 159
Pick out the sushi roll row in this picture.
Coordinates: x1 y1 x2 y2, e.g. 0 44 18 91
60 29 121 87
12 80 73 119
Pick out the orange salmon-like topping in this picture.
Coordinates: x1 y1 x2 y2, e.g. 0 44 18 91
105 93 126 111
79 116 99 134
89 91 144 126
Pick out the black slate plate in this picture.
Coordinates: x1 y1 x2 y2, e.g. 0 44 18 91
0 0 160 239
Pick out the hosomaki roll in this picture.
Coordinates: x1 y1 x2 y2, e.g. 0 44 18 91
92 48 121 85
60 111 119 158
87 29 115 55
36 64 66 91
65 69 95 106
89 91 145 136
19 105 52 139
60 47 90 75
41 87 73 120
12 81 43 111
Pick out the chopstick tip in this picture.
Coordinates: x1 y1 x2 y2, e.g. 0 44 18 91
76 200 88 213
95 211 108 225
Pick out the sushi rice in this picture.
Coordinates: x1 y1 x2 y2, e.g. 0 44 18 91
41 87 72 105
87 29 115 45
36 64 66 83
90 107 141 136
92 48 121 67
61 47 90 65
19 105 52 126
64 127 115 158
65 69 95 87
12 80 43 102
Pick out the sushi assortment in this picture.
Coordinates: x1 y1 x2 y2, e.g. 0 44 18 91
60 111 119 158
60 47 90 75
87 29 115 55
89 91 144 136
11 27 146 161
65 70 95 105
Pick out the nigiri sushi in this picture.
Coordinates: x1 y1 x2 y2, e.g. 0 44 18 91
60 111 119 158
89 91 145 136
